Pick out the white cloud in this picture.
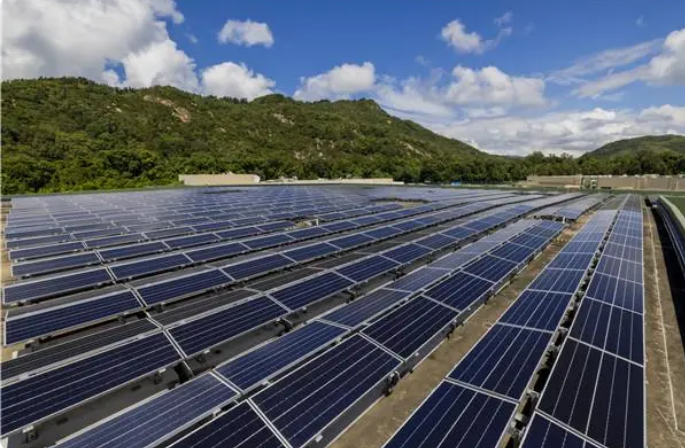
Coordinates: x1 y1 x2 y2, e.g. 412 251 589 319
201 62 275 100
2 0 184 80
636 15 645 27
440 18 511 54
575 28 685 97
549 39 661 85
418 106 685 156
186 33 198 44
375 74 455 119
295 62 376 100
440 20 486 54
446 66 547 106
218 19 274 47
494 12 513 27
118 39 200 91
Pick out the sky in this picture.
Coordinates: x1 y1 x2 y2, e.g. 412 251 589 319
3 0 685 156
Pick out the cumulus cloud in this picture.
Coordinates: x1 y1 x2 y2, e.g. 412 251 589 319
446 66 547 106
375 74 455 120
201 62 275 100
218 19 274 47
421 106 685 156
2 0 276 100
494 12 513 27
440 18 511 54
294 62 376 100
575 28 685 97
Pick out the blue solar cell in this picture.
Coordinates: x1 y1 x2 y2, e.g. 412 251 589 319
72 227 125 240
548 252 593 270
222 254 293 281
529 268 586 293
282 242 339 262
415 233 457 250
56 373 237 448
442 226 477 239
364 226 403 240
98 241 168 262
110 253 191 280
393 220 425 231
136 269 232 305
352 215 383 226
256 221 295 232
168 296 288 356
216 321 347 391
84 233 145 249
384 243 432 264
564 241 602 253
244 233 294 250
321 221 358 232
430 251 479 270
424 272 493 311
328 233 375 250
383 381 516 448
191 221 234 232
449 324 552 399
9 241 85 262
491 242 534 263
215 226 261 240
509 233 549 250
6 234 75 250
5 290 142 344
164 233 220 249
12 252 101 278
363 296 457 358
171 402 286 448
143 226 193 240
285 226 330 239
538 340 643 448
0 333 180 436
586 273 643 314
271 272 353 310
337 256 399 282
463 255 518 282
570 298 644 364
322 288 410 328
388 268 447 292
520 414 591 448
500 290 573 331
185 242 248 263
251 335 401 448
3 268 113 304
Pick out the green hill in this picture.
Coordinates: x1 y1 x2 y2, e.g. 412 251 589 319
1 77 492 194
587 135 685 157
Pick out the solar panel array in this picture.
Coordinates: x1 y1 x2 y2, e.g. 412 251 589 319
654 196 685 276
537 193 609 221
0 187 586 447
382 199 624 448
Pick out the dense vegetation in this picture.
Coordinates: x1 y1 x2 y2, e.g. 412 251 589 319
2 78 685 194
590 135 685 157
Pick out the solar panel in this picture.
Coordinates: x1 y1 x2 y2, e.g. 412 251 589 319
529 268 586 294
222 253 293 281
328 233 375 250
136 268 232 305
164 232 221 249
499 290 574 331
56 373 237 448
337 255 399 282
520 413 593 448
251 335 401 448
5 289 142 344
383 381 516 448
424 272 493 311
448 324 552 400
537 340 643 448
463 255 518 282
270 272 353 310
430 251 480 270
363 296 458 359
321 288 410 328
9 241 84 262
384 243 432 264
387 267 448 292
282 242 340 262
244 233 295 250
109 253 191 280
3 268 113 304
414 233 457 250
98 241 168 262
321 220 357 232
285 226 330 239
548 252 593 270
491 242 535 263
6 234 75 250
170 401 286 448
84 233 145 249
0 333 180 436
216 321 347 391
168 296 289 356
11 252 101 278
363 226 403 240
185 242 248 263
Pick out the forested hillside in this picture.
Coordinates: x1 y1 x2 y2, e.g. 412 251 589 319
2 78 685 194
589 135 685 157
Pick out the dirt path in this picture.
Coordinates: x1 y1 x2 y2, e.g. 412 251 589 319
644 209 685 448
330 221 577 448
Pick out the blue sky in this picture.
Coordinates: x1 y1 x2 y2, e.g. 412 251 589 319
4 0 685 155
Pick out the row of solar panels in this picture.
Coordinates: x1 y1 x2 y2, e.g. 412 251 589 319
522 195 645 448
3 197 524 346
5 198 400 252
7 202 413 277
536 193 608 221
0 198 567 439
11 215 565 447
2 195 513 305
653 196 685 277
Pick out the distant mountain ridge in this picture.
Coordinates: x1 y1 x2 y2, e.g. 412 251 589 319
585 135 685 157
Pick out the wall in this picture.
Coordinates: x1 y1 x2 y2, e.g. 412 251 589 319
178 174 260 186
